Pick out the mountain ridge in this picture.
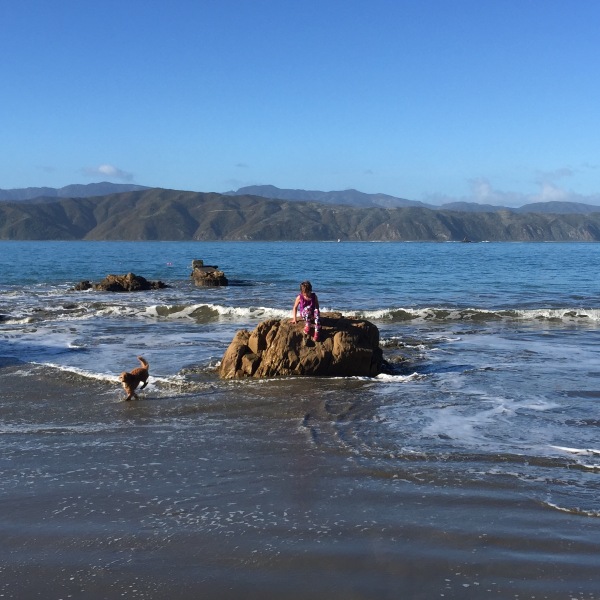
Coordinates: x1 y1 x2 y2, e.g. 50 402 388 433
225 184 430 209
3 182 600 215
226 185 600 215
2 187 600 241
0 182 149 202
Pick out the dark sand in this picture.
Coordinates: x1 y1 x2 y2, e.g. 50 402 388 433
0 365 598 599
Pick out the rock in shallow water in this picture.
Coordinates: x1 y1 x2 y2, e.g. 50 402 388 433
72 273 167 292
190 259 228 286
219 312 384 379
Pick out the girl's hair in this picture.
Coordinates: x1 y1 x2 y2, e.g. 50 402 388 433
300 280 312 293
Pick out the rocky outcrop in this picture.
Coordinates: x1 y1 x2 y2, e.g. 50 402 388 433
191 259 228 286
72 272 168 292
219 313 384 379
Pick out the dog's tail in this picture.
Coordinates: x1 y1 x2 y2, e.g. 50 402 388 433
137 356 149 368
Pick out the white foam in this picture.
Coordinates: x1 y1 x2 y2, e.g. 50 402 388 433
39 362 120 383
551 446 600 456
392 384 562 450
516 308 600 322
542 501 600 518
374 372 424 383
349 306 600 324
0 421 123 435
95 305 141 318
2 317 35 325
210 304 289 320
36 362 207 394
420 403 507 445
127 302 290 322
347 308 395 320
144 303 211 319
5 368 37 377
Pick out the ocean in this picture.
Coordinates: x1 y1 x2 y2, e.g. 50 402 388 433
1 240 600 599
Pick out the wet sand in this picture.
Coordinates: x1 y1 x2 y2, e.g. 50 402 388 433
1 365 599 599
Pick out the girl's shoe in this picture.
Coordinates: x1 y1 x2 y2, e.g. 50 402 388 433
313 330 320 342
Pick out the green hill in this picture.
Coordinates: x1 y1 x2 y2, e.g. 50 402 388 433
1 188 600 241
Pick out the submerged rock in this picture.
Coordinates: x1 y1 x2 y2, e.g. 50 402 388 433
219 312 384 379
72 273 168 292
191 259 228 286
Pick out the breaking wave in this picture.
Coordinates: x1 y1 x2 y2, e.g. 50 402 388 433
72 302 600 325
352 306 600 324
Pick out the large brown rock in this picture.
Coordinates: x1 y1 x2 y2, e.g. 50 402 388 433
72 273 167 292
219 313 384 379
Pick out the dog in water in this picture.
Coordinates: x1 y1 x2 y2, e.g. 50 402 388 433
119 356 149 401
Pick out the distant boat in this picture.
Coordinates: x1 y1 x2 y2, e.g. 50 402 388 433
461 237 472 243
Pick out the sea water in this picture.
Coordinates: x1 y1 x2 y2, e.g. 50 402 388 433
1 241 600 598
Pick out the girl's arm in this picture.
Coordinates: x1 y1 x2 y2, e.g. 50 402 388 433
314 294 320 310
292 295 300 323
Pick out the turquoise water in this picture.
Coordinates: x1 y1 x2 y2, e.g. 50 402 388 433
1 241 600 598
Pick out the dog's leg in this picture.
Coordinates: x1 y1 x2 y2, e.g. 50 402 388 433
122 383 134 401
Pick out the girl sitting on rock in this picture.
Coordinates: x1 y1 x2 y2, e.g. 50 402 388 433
292 280 321 342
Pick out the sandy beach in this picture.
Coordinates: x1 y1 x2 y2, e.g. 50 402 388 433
1 362 599 599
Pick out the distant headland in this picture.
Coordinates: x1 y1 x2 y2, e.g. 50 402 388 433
1 183 600 241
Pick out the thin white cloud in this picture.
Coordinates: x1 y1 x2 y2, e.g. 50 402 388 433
469 177 494 201
82 164 134 182
426 175 600 208
536 181 570 202
466 177 523 206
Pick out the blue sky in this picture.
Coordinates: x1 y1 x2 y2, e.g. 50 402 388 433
2 0 599 206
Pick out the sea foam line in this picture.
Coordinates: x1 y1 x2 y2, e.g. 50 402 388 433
0 421 125 436
374 372 424 382
351 306 600 323
99 302 290 321
542 501 600 518
119 303 600 324
551 445 600 457
35 362 201 391
37 362 120 383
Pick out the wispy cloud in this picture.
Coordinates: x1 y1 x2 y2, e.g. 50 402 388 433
82 164 133 182
531 167 579 202
427 169 600 207
461 177 524 206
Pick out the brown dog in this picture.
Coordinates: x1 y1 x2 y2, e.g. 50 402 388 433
119 356 149 401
